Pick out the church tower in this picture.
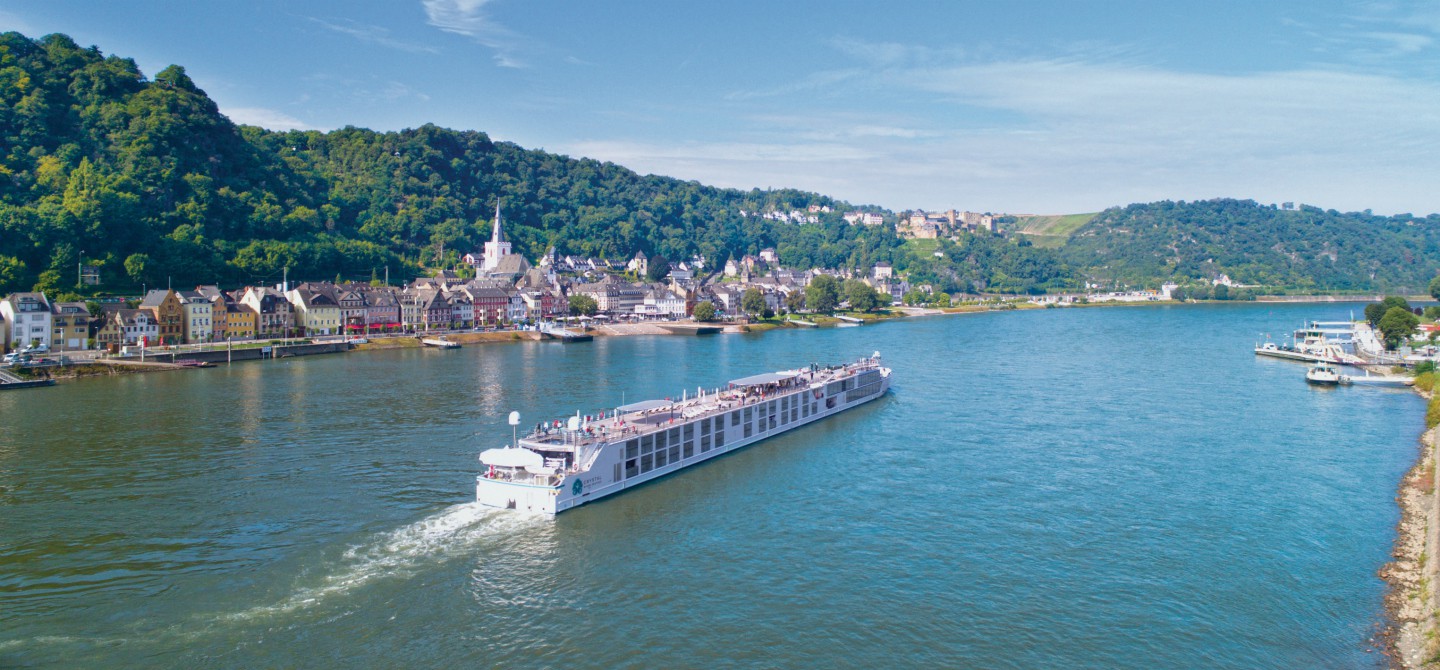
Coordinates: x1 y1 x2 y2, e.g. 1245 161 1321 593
482 203 512 273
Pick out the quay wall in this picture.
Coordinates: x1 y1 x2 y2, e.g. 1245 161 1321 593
119 342 353 364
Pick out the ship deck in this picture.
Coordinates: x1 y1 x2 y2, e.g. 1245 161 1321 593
517 360 880 453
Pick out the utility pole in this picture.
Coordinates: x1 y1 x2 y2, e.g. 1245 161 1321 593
77 250 83 289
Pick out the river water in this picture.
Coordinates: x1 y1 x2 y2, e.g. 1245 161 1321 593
0 304 1422 668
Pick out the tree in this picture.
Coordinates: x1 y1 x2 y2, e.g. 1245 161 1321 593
805 274 840 314
741 287 766 318
1378 306 1420 350
1366 296 1411 326
568 294 598 317
124 253 151 286
692 300 717 322
646 254 670 283
785 289 806 313
844 279 877 312
1430 274 1440 301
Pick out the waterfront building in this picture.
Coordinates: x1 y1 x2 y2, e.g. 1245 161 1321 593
286 284 341 336
2 292 52 351
177 291 213 344
359 287 400 331
335 285 368 331
0 313 7 352
49 301 92 351
239 287 295 338
139 289 184 345
447 290 475 328
95 309 157 347
463 286 510 325
225 302 257 340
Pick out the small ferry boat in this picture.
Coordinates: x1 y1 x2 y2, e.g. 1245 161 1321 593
1305 363 1344 385
477 352 892 514
422 337 461 349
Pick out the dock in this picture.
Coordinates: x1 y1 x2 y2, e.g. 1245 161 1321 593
538 324 593 342
834 315 863 324
421 337 462 349
787 318 819 328
0 367 56 390
657 323 722 336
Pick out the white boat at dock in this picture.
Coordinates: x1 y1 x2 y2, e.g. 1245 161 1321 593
1256 320 1366 365
422 337 461 349
1304 363 1413 387
477 352 892 514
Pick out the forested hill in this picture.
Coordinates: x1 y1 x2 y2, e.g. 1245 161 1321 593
3 32 1433 298
1060 199 1440 293
0 31 910 294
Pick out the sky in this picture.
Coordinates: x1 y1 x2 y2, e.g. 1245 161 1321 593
4 1 1440 215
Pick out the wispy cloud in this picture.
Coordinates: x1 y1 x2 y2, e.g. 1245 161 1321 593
420 0 525 68
572 37 1440 213
223 107 313 131
310 17 439 54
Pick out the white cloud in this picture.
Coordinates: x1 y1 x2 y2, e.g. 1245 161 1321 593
223 107 313 131
310 17 439 54
420 0 524 67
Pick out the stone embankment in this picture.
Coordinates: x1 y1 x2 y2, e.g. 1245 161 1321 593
1386 382 1440 669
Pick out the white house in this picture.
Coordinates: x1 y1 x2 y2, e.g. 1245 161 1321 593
2 292 52 351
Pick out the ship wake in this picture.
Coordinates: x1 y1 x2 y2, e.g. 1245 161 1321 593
226 502 545 621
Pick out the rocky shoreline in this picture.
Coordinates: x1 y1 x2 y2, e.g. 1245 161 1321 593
1384 386 1440 669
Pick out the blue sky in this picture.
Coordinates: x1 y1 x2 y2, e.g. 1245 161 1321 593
4 1 1440 215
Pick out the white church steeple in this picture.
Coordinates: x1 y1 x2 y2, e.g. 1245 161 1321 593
482 202 512 273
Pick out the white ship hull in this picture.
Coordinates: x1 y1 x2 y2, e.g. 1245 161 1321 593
477 361 891 515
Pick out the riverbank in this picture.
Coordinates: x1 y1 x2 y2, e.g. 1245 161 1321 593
1386 380 1440 669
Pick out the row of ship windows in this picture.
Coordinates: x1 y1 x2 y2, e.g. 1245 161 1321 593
617 392 833 479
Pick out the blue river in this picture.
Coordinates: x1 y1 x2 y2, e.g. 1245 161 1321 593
0 303 1422 668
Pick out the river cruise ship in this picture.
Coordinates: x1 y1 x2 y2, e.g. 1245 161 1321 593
477 352 892 514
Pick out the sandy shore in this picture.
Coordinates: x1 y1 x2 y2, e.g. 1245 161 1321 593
1384 388 1440 669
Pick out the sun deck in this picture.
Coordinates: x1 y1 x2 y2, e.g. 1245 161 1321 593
516 359 881 454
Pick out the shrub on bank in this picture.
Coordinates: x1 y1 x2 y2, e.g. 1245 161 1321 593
1416 371 1436 393
1429 394 1440 429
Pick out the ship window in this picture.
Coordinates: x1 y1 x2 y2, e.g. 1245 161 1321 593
683 440 694 459
641 454 653 472
731 410 740 426
626 439 638 459
701 418 711 433
626 459 638 478
769 400 777 416
669 445 679 462
656 431 667 449
802 402 809 418
701 435 711 452
715 429 725 447
743 407 752 422
656 449 668 467
683 424 694 439
668 427 679 443
744 422 752 438
791 408 798 423
642 435 654 454
614 463 621 482
769 416 776 430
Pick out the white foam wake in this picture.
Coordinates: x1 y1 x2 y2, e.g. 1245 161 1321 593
227 502 545 621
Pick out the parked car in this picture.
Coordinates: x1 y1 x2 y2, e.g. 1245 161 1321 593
21 344 48 355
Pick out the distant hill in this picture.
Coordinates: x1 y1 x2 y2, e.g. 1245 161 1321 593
1060 199 1440 293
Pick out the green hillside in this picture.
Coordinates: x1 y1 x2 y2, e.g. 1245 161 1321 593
1062 199 1440 292
1010 213 1097 248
